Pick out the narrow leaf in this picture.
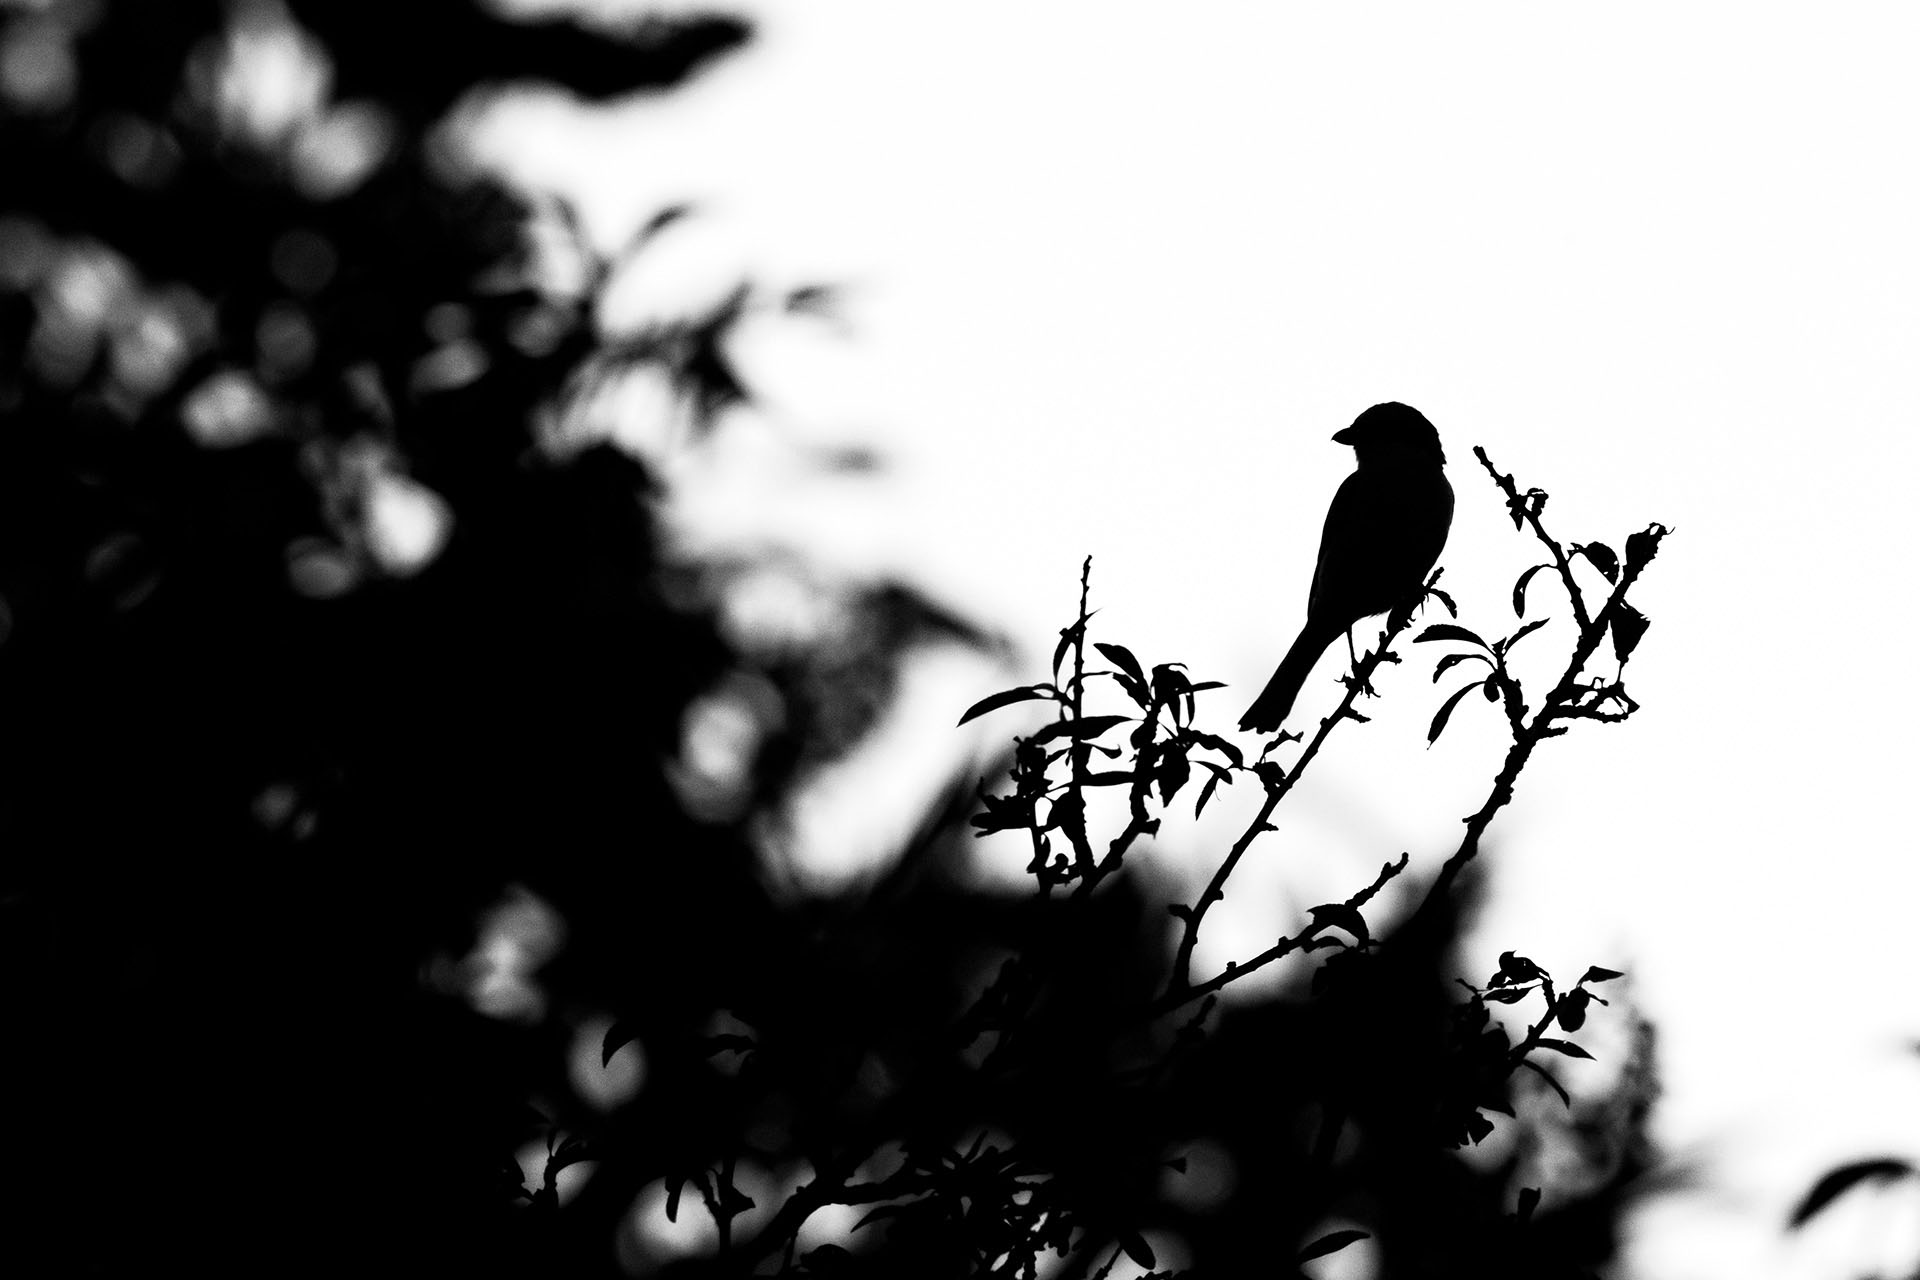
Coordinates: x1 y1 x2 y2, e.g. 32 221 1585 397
1428 680 1482 745
1579 966 1625 985
1194 770 1223 817
1520 1059 1571 1108
957 685 1054 726
1029 714 1135 745
1414 624 1489 648
1504 617 1549 653
1790 1159 1915 1227
1432 650 1491 683
1512 563 1549 616
1052 622 1082 678
1532 1037 1594 1060
1297 1228 1370 1264
1093 642 1148 692
602 1021 638 1068
1115 1229 1156 1269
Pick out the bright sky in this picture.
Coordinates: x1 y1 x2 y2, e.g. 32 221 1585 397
476 5 1920 1276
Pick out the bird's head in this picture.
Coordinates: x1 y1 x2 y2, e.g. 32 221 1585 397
1333 402 1445 468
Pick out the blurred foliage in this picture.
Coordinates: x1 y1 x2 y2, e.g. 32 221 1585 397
0 3 1662 1277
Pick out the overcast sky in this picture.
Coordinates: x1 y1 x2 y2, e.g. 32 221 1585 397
476 5 1920 1275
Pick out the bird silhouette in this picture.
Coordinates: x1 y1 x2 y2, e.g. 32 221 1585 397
1239 403 1453 733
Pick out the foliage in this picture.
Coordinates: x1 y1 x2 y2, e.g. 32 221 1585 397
0 3 973 1274
908 448 1666 1275
1789 1046 1920 1278
0 4 1667 1277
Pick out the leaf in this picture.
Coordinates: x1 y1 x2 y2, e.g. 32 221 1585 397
1414 624 1488 648
1574 542 1620 582
1502 617 1549 655
1187 680 1227 693
1187 731 1244 767
1520 1059 1571 1109
1497 952 1543 982
1625 523 1667 573
1297 1228 1370 1264
852 1201 917 1233
1115 1228 1156 1269
1155 750 1191 804
1308 903 1369 945
1579 966 1625 985
1432 650 1491 683
1194 770 1224 817
1532 1037 1594 1060
1482 986 1529 1004
1029 714 1134 745
548 1135 598 1173
665 1175 685 1222
1093 642 1148 693
1609 606 1650 665
1150 663 1192 700
1512 563 1549 616
1428 680 1483 745
957 685 1055 726
603 1021 639 1068
1789 1159 1916 1227
1427 584 1458 617
1082 771 1137 786
1052 620 1084 678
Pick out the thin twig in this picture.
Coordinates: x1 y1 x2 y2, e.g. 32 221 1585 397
1474 445 1590 630
1166 589 1430 993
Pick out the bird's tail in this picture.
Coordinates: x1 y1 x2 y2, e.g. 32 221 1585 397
1238 618 1344 733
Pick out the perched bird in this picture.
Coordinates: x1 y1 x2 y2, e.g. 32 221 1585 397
1239 403 1453 733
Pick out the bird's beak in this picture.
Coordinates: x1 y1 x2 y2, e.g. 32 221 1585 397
1331 426 1357 444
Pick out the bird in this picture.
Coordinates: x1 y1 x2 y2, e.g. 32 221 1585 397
1239 402 1454 733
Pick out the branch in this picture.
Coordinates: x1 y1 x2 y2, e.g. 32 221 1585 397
1149 852 1408 1021
1411 505 1668 934
1474 445 1590 630
1165 579 1433 994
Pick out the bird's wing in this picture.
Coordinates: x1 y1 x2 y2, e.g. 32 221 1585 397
1307 468 1453 626
1305 470 1375 621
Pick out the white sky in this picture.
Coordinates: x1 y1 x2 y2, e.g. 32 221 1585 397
477 5 1920 1276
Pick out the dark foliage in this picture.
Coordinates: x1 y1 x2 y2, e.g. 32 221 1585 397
0 4 1663 1277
